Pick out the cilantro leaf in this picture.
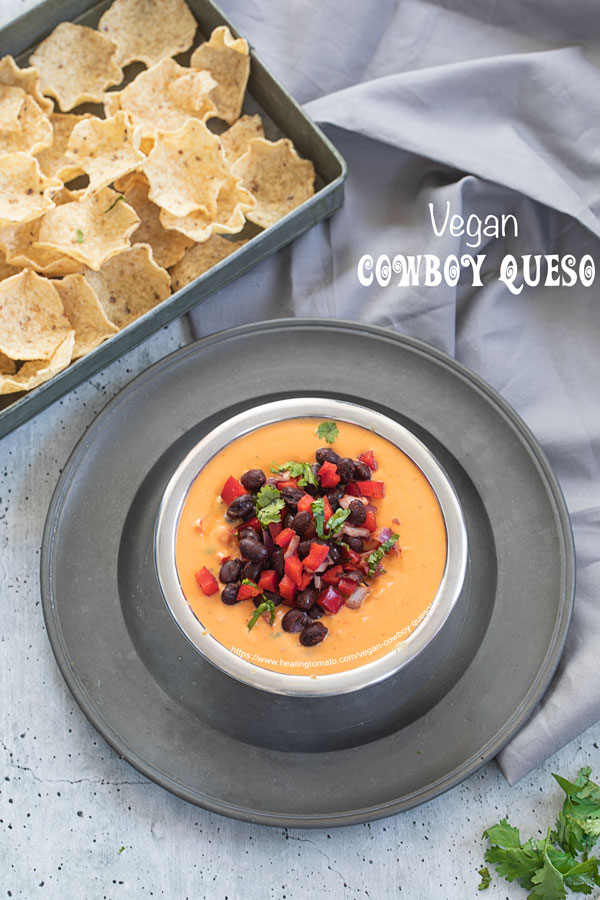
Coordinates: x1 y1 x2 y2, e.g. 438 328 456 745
529 836 567 900
311 497 326 539
483 819 524 849
271 461 318 488
553 767 600 857
247 598 276 631
477 867 491 890
367 534 399 577
255 484 286 527
484 840 542 889
316 421 338 444
256 484 281 508
326 507 351 535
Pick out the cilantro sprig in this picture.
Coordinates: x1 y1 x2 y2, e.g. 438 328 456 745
316 421 338 444
255 484 285 527
367 534 399 577
482 767 600 899
310 497 351 539
270 461 318 489
247 598 276 631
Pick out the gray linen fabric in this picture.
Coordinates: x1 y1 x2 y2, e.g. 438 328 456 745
189 0 600 784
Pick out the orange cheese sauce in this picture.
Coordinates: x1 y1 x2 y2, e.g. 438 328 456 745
175 418 447 676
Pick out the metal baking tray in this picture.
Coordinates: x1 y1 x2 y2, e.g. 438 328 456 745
0 0 347 439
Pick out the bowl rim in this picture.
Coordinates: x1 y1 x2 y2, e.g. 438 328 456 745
154 397 468 697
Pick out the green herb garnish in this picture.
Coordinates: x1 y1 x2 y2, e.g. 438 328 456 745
477 867 491 890
316 421 338 444
367 534 399 577
76 228 84 243
311 497 326 539
270 461 318 488
247 598 276 631
482 767 600 899
309 498 351 539
255 484 286 527
325 507 351 536
118 846 125 854
103 193 125 213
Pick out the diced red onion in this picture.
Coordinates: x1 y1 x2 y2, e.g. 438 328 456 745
313 555 331 573
341 524 371 538
374 527 393 544
266 477 279 487
284 534 300 558
344 570 361 582
346 585 369 609
262 528 276 555
313 575 322 589
276 470 291 481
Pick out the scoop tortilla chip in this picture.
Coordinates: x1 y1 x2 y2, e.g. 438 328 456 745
170 234 246 291
36 113 91 181
30 22 123 112
143 118 228 218
159 174 254 242
53 273 118 358
0 56 54 116
0 331 74 395
220 114 264 165
0 84 25 132
98 0 198 67
107 58 216 140
67 111 144 194
0 216 82 277
0 248 19 281
119 173 192 268
190 26 250 125
0 153 61 226
0 95 53 158
231 138 315 229
83 243 171 329
0 269 74 360
34 187 140 271
167 70 217 117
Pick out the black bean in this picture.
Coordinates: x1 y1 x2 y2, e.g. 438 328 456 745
282 608 311 633
336 457 355 481
219 558 242 583
282 511 294 530
353 460 372 481
316 448 340 465
281 485 304 512
296 585 317 611
308 604 324 620
344 535 364 553
348 500 367 525
239 538 269 562
253 590 282 608
297 540 312 560
237 527 258 543
290 510 311 535
221 583 241 605
327 543 342 565
327 493 340 513
226 494 255 521
300 622 328 645
272 548 285 578
241 561 264 583
304 468 319 497
303 522 317 540
240 468 266 492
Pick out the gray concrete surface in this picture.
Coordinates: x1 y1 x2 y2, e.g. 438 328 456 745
2 1 600 897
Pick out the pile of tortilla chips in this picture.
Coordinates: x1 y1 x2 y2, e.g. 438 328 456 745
0 0 316 398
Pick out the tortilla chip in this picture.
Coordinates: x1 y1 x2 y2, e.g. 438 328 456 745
220 114 264 165
0 331 74 394
167 69 217 117
0 95 53 158
0 351 17 374
0 84 26 132
36 113 91 181
53 273 118 358
30 22 123 112
190 26 250 125
170 234 246 291
143 118 228 218
34 187 140 271
0 269 74 360
83 243 171 329
0 153 61 226
0 56 54 116
98 0 198 68
159 174 254 242
118 173 192 268
67 111 144 194
230 138 315 229
0 216 82 277
106 58 216 140
0 248 19 281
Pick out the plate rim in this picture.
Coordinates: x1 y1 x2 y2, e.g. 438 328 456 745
40 317 575 827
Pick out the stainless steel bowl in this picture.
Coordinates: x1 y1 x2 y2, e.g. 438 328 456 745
154 398 468 697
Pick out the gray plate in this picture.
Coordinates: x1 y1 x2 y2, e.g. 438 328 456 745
41 319 574 827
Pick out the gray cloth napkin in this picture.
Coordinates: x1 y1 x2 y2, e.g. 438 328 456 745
189 0 600 784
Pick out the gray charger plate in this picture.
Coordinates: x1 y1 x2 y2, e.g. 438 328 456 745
41 319 574 827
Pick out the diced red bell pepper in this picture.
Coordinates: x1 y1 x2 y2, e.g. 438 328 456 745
195 566 219 596
238 581 262 602
221 475 247 505
278 574 298 605
358 450 378 472
276 479 299 490
285 554 304 587
303 542 330 572
318 586 345 614
234 516 261 534
268 521 283 540
321 564 343 586
338 577 359 598
356 480 385 499
299 572 313 589
318 460 340 488
363 508 377 532
323 495 333 522
342 545 362 565
275 527 296 548
297 494 314 514
258 570 279 593
344 482 361 496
